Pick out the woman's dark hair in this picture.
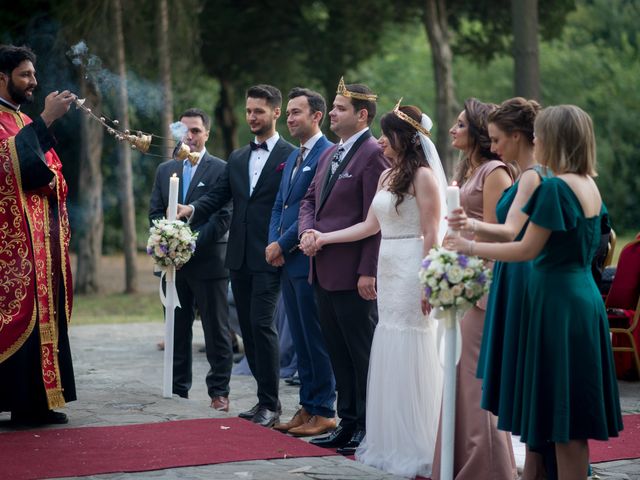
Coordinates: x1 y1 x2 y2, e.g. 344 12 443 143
380 105 427 210
453 98 500 185
488 97 541 145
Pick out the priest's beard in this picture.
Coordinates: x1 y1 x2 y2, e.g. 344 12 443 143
8 78 34 105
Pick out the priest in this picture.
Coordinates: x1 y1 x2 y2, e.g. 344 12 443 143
0 44 77 425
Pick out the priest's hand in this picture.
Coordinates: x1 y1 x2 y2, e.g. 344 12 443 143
41 90 76 127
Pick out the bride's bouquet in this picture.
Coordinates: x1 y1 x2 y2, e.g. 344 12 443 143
419 246 492 310
146 219 198 269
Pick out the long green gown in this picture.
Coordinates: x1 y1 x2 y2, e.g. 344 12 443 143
512 178 623 447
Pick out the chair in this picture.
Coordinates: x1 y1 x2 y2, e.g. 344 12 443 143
606 235 640 379
604 228 617 267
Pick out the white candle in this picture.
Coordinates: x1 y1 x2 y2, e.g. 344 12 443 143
446 182 460 215
168 173 179 221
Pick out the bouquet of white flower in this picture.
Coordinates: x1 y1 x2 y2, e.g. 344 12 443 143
419 246 492 310
146 219 198 269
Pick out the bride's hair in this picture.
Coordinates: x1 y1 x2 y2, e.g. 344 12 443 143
380 105 428 210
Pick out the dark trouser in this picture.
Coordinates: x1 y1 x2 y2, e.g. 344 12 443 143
230 267 280 410
173 274 233 398
314 285 377 431
281 268 336 418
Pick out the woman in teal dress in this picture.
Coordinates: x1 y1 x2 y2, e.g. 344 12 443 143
446 105 623 479
448 97 557 479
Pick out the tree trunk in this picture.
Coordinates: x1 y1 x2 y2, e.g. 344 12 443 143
214 77 238 159
75 73 104 294
422 0 458 179
113 0 138 293
157 0 174 157
512 0 540 100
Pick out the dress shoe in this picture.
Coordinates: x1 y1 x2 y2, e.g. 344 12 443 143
238 402 260 419
173 390 188 399
336 429 366 455
288 415 336 437
309 424 355 448
211 396 229 412
251 407 279 428
11 410 69 425
284 374 301 386
273 407 310 432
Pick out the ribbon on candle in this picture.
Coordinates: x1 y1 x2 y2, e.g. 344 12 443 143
434 307 463 367
158 268 182 309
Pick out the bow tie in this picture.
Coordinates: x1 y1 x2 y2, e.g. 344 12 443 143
250 141 269 151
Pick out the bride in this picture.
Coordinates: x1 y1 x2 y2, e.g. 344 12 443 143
311 101 447 478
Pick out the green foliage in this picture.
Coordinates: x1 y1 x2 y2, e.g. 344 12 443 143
72 292 161 324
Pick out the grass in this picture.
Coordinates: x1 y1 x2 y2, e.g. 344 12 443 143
72 292 162 325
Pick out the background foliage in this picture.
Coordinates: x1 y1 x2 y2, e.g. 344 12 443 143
1 0 638 256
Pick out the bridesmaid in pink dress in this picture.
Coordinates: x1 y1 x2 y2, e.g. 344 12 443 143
432 98 516 480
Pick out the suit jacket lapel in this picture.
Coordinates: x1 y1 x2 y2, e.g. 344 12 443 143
286 141 318 202
251 139 283 197
319 131 371 208
185 155 209 203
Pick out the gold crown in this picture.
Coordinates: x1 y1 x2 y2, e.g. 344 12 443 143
393 98 430 137
336 76 378 102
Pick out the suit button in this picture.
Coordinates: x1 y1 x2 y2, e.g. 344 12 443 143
284 204 288 209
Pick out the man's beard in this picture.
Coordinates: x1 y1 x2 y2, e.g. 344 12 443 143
8 78 34 105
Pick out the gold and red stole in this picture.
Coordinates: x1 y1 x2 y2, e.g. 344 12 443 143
0 105 73 409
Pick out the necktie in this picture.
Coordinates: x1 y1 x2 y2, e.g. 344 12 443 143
291 146 307 179
330 146 345 175
250 141 269 151
182 160 192 203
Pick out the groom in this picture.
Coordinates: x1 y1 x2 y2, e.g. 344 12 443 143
299 78 388 454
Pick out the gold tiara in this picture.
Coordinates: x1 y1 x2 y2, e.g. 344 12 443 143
336 76 378 102
393 98 430 137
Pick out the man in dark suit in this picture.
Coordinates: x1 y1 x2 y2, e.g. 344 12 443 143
266 88 336 437
298 79 388 454
149 108 233 411
177 85 295 427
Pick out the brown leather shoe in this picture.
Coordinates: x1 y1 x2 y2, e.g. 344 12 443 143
287 415 336 437
211 396 229 412
273 407 311 432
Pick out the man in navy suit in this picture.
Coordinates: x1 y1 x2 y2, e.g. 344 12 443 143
177 86 295 427
149 108 233 410
266 88 336 436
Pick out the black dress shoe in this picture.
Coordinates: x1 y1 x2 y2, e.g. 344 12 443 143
251 407 279 428
11 410 69 425
309 424 355 448
336 429 366 455
284 375 301 386
238 403 260 419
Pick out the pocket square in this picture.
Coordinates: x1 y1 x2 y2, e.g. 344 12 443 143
302 166 311 172
276 162 286 172
338 172 353 179
197 181 205 187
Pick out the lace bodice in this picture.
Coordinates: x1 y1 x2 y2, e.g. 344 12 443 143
372 189 421 238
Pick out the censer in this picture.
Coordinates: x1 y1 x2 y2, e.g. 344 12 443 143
73 98 197 162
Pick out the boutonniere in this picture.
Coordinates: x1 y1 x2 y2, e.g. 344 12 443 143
276 162 286 172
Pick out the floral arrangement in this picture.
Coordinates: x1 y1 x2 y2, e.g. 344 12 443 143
419 246 492 309
146 219 198 269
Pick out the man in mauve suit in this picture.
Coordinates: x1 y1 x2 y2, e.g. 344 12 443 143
149 108 233 411
299 79 388 454
266 87 336 437
177 85 295 427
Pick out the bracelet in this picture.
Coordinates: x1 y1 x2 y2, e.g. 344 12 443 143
470 218 477 234
469 240 475 256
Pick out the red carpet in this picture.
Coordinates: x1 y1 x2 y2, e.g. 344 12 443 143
0 417 337 479
590 414 640 463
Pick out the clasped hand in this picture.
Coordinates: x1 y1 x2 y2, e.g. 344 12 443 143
299 230 325 257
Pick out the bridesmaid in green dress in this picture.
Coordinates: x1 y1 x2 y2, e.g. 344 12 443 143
448 97 557 480
446 105 623 480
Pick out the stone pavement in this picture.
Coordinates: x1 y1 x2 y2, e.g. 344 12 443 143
1 322 638 480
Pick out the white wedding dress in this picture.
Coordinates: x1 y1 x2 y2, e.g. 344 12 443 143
356 189 443 478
